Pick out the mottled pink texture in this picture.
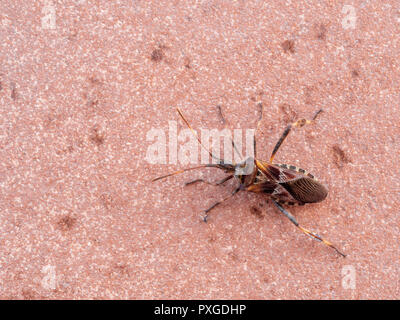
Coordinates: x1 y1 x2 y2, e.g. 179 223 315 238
0 0 399 299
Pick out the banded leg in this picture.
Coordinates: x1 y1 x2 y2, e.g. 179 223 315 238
270 109 323 163
272 200 346 257
203 185 241 222
185 175 233 187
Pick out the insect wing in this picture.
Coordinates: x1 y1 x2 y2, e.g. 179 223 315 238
280 177 328 203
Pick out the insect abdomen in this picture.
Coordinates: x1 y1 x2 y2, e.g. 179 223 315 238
280 177 328 203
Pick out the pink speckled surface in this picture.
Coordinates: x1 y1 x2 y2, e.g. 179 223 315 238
1 0 399 299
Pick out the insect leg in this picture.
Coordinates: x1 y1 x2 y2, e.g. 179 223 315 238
216 105 226 124
184 175 233 186
152 164 220 182
177 108 222 162
272 200 346 257
216 105 243 161
202 185 241 222
269 109 323 163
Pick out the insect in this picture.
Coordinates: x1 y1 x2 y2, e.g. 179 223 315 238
153 106 346 257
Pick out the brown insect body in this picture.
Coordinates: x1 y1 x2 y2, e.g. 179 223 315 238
212 155 328 203
153 107 345 257
246 161 327 205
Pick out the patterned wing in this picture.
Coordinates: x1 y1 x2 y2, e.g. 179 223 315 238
255 160 328 204
280 176 327 203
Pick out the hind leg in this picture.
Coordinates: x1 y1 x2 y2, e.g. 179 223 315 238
272 200 345 257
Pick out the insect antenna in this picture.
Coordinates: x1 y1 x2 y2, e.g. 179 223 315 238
216 105 243 161
152 108 226 182
152 164 220 182
177 108 223 163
